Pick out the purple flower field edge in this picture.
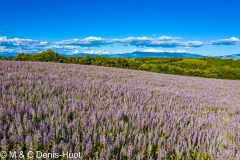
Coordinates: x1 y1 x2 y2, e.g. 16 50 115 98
0 60 240 159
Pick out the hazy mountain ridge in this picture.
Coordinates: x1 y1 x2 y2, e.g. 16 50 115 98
217 54 240 59
61 52 205 58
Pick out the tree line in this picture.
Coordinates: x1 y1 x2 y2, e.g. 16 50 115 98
1 49 240 80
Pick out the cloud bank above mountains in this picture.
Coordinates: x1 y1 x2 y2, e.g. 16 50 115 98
0 36 239 55
55 36 203 48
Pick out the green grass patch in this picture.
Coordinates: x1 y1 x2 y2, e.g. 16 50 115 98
144 59 168 64
174 59 207 65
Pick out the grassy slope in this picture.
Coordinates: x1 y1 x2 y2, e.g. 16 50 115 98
174 59 208 65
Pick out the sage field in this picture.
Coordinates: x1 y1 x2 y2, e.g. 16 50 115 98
0 61 240 159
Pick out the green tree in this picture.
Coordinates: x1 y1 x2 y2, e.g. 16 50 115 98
35 50 58 62
14 53 30 61
81 55 92 65
139 63 150 71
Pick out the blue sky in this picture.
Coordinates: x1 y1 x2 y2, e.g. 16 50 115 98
1 0 240 56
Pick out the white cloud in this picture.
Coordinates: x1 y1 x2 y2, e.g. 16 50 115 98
84 36 103 41
184 41 204 47
0 36 35 44
229 37 239 41
73 50 80 54
45 44 111 55
176 50 188 53
55 36 203 48
0 36 50 54
3 35 239 56
210 37 240 45
142 48 189 53
44 45 84 55
0 46 15 53
55 36 106 47
143 48 164 52
83 49 111 55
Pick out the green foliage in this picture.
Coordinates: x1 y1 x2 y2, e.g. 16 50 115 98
68 111 76 121
13 50 67 62
123 115 129 123
4 51 240 80
141 126 150 136
34 50 58 62
139 63 150 71
15 53 30 61
163 145 213 160
174 58 207 65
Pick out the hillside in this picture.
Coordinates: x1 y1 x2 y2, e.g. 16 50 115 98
2 50 240 80
0 61 240 159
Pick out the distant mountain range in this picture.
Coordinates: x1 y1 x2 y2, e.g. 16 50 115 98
108 51 204 58
65 51 203 58
216 54 240 59
1 51 240 59
66 51 240 59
